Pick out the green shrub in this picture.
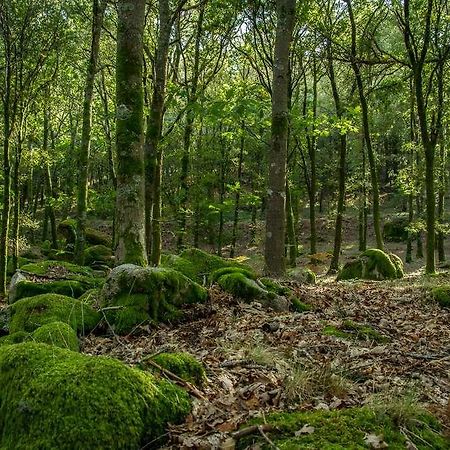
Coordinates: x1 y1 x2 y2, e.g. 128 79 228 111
431 285 450 307
0 342 191 449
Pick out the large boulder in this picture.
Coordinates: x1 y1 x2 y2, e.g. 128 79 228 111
84 244 114 267
0 342 191 449
9 260 103 303
337 249 404 281
8 293 100 334
101 265 208 334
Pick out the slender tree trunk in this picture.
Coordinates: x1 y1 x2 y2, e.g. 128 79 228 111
285 179 297 267
115 0 147 266
217 133 226 257
75 0 106 264
347 0 383 250
359 137 367 251
230 129 245 258
328 44 347 273
437 130 446 262
145 0 171 266
264 0 296 276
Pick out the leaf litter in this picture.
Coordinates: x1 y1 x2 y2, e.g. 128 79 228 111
82 278 450 449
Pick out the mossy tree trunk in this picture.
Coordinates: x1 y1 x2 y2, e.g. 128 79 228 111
285 179 297 267
145 0 171 266
437 128 446 262
115 0 148 266
264 0 296 276
75 0 107 264
328 42 347 273
346 0 383 251
358 137 367 252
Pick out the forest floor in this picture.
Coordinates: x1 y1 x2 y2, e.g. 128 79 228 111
83 271 450 449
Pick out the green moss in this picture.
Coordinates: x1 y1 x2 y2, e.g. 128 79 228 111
0 342 191 449
9 293 100 334
58 219 111 247
431 285 450 307
337 249 402 281
238 406 447 449
162 248 253 284
32 321 79 351
102 265 208 334
323 321 388 343
78 288 102 307
47 249 74 262
287 267 316 284
7 256 31 275
11 279 87 302
20 260 93 276
0 331 30 346
143 352 206 387
217 272 269 300
291 297 312 312
260 278 291 296
84 244 113 267
210 266 257 284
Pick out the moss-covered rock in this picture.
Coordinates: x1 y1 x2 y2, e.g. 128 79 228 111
383 213 409 242
291 297 312 312
9 260 104 303
0 331 30 346
337 249 403 281
210 266 257 284
32 321 79 351
238 406 447 449
431 285 450 307
84 244 114 267
102 265 208 334
162 248 253 284
8 293 100 334
142 352 206 387
260 278 291 296
58 218 112 247
287 267 316 284
323 320 388 343
0 342 191 449
216 271 269 300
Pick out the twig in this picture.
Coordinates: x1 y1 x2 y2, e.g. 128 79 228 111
143 358 207 401
258 425 280 450
232 424 275 440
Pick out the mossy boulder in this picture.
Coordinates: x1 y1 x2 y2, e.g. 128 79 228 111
8 293 100 334
162 248 253 284
210 266 257 284
287 267 316 284
383 213 409 242
84 244 113 267
431 286 450 307
32 321 79 351
0 342 191 449
239 406 447 449
58 218 112 247
9 260 104 303
337 249 403 281
101 265 208 334
142 352 206 387
0 331 30 346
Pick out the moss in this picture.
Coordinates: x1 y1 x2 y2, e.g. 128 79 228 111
287 267 316 284
84 244 113 267
20 260 93 276
142 352 206 387
337 249 402 281
9 293 100 334
162 248 253 284
0 342 191 449
260 277 291 296
32 321 79 351
78 288 102 307
102 265 208 334
0 331 30 346
47 249 74 262
238 406 447 449
58 218 112 247
217 272 269 300
431 286 450 307
210 266 257 284
11 279 87 302
7 256 31 275
291 297 312 312
323 321 388 343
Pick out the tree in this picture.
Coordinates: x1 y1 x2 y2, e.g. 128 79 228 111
115 0 148 266
264 0 296 276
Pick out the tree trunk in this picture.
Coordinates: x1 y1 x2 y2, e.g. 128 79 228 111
145 0 171 266
285 179 297 267
264 0 296 276
75 0 106 264
115 0 147 266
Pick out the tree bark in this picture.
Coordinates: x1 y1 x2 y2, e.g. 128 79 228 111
264 0 296 276
115 0 148 266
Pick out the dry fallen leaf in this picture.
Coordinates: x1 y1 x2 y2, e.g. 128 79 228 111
364 433 388 449
295 424 315 436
